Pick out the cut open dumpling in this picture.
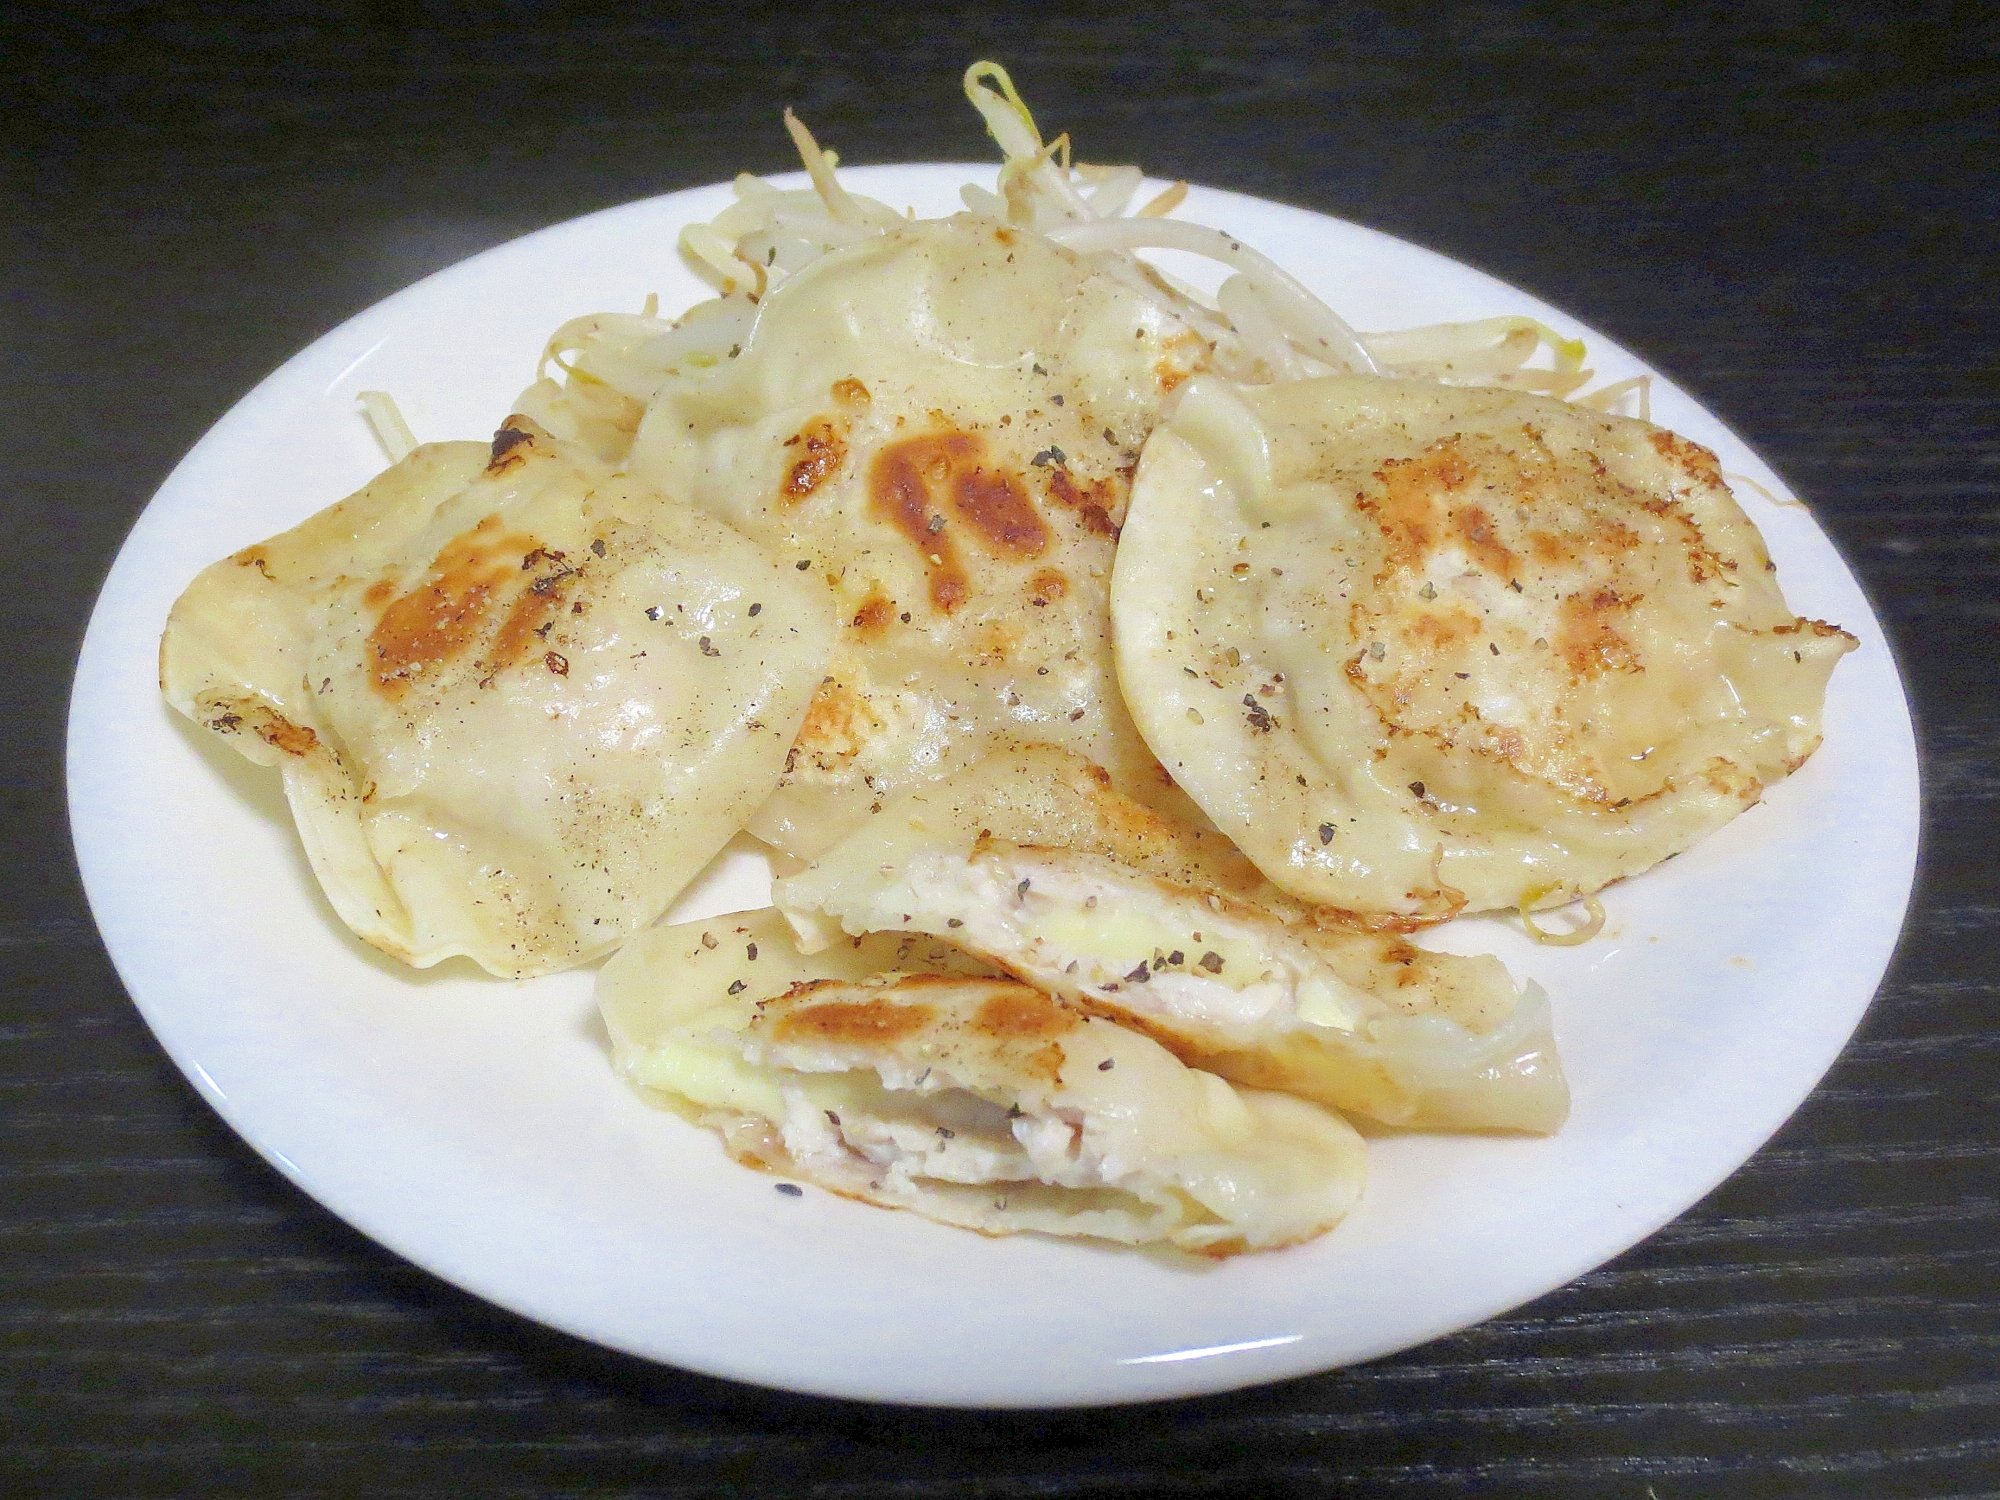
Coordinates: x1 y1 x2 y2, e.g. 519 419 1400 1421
1111 376 1856 924
161 421 835 977
599 910 1365 1256
774 752 1568 1132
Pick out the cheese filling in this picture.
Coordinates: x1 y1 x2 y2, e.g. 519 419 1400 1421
789 845 1383 1036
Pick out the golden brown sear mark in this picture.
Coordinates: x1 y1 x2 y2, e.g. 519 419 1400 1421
1556 587 1643 677
851 591 897 635
790 678 882 769
1367 440 1519 580
255 715 320 757
1044 467 1124 539
783 417 847 500
365 516 576 697
1648 428 1725 490
972 984 1079 1041
868 431 1051 613
772 997 938 1046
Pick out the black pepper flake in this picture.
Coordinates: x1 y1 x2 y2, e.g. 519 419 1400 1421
826 1110 840 1126
544 651 569 676
727 979 746 994
1243 694 1275 733
1097 1058 1115 1071
1200 951 1224 973
946 917 964 928
927 514 946 533
645 605 663 621
1017 879 1031 896
746 943 759 960
1048 445 1067 466
901 611 912 624
1168 950 1184 965
1032 362 1046 375
1491 642 1500 654
1104 428 1116 444
1319 823 1335 845
699 637 720 657
749 602 762 616
1409 781 1427 799
1509 578 1523 592
1151 956 1166 970
1069 708 1085 721
1007 1103 1024 1118
727 344 741 358
1125 962 1153 984
796 559 811 570
936 1126 955 1139
589 538 607 557
1030 450 1054 467
775 1183 803 1197
1454 671 1470 679
1051 393 1063 405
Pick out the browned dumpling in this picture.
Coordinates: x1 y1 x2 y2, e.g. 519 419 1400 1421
161 421 835 977
1112 376 1855 925
600 215 1215 858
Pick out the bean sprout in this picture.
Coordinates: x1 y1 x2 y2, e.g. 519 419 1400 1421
552 59 1636 425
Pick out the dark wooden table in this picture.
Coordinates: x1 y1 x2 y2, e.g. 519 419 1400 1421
8 3 1996 1495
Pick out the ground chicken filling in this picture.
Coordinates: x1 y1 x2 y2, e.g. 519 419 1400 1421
720 1044 1207 1231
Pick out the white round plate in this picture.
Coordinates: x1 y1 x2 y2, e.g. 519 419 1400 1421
68 165 1918 1407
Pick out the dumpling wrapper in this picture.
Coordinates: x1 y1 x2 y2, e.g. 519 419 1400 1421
775 751 1568 1132
160 421 835 977
599 910 1366 1256
581 214 1213 859
1112 376 1856 924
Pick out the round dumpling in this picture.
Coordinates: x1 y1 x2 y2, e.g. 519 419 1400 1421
612 215 1213 859
1110 375 1855 925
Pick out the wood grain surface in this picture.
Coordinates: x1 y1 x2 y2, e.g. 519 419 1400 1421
6 2 1996 1495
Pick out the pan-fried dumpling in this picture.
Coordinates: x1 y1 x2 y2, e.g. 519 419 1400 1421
774 753 1567 1132
614 214 1212 858
599 911 1365 1256
161 421 835 977
1111 376 1856 924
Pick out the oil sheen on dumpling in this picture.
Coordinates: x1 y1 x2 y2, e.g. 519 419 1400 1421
774 751 1567 1132
160 421 835 977
1112 376 1856 925
599 912 1365 1256
615 215 1212 858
